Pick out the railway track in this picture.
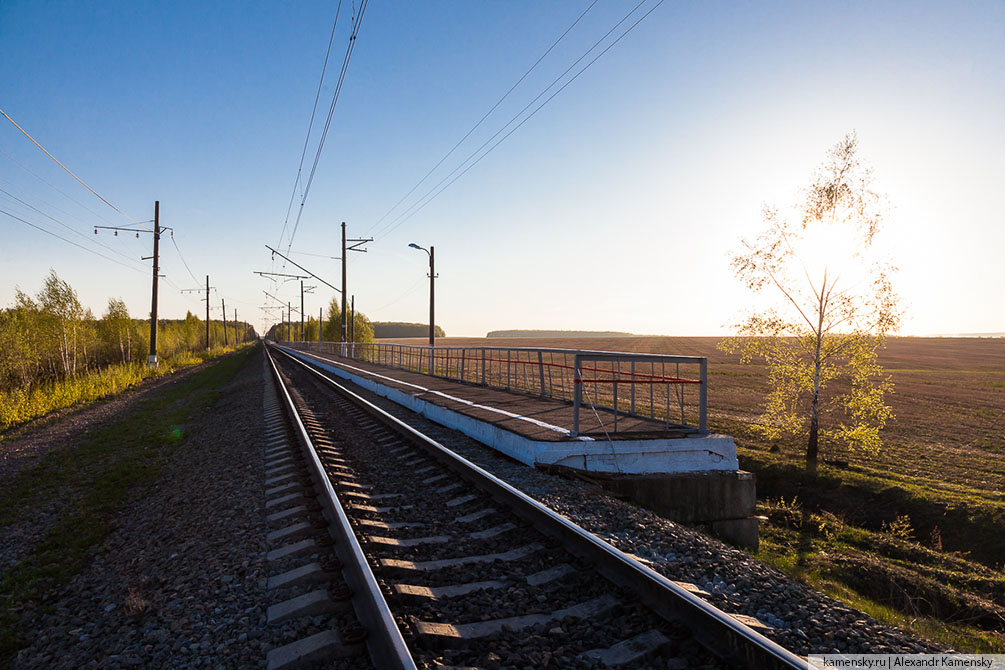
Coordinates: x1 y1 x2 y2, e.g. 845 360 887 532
262 343 807 669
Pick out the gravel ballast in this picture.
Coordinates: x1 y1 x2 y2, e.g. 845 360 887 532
304 355 946 657
12 346 289 669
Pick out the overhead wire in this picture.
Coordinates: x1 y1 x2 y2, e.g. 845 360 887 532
1 207 148 274
364 0 602 237
0 106 139 224
282 0 369 260
170 235 202 288
277 0 344 253
0 148 130 230
0 186 147 270
372 0 664 241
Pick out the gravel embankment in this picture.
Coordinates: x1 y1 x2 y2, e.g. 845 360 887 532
12 346 289 669
332 370 945 657
0 362 212 573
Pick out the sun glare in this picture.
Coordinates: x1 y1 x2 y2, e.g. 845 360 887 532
793 220 870 293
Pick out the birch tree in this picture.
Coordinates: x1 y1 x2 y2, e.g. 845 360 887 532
721 132 901 465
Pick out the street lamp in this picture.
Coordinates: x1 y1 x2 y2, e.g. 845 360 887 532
408 243 435 347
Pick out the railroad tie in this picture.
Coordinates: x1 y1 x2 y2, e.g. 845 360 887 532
267 589 344 625
394 563 574 601
264 471 300 487
380 542 543 572
266 631 358 670
354 518 423 530
266 521 315 544
445 494 479 508
266 538 316 562
366 534 451 547
266 505 308 523
267 562 332 590
582 630 672 667
414 594 618 641
265 492 303 509
454 508 496 524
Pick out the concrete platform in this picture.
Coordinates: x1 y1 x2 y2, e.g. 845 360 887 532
277 344 758 547
279 345 739 475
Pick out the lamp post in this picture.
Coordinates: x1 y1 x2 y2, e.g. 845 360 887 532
408 243 435 347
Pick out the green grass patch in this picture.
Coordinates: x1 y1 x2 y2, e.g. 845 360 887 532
0 345 254 668
0 343 254 434
755 498 1005 653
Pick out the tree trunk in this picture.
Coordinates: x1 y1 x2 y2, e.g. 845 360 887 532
807 392 819 466
807 318 825 468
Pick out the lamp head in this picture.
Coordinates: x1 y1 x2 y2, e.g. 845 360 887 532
408 243 421 249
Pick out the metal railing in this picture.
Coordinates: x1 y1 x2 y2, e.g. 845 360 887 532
290 341 708 437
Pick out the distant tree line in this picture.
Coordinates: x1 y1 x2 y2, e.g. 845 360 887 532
486 329 636 338
267 297 375 343
373 322 446 339
0 269 256 393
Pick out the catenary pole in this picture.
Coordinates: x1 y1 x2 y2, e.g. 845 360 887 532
222 298 228 346
341 222 347 343
429 246 435 347
205 275 210 351
148 201 160 366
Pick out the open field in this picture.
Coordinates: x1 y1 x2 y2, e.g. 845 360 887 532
382 335 1005 650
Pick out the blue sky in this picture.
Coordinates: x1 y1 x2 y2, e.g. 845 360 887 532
2 1 1003 336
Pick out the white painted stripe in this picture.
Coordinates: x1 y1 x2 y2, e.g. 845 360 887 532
297 351 593 441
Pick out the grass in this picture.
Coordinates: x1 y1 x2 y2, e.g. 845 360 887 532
0 343 253 433
755 496 1005 652
0 345 254 668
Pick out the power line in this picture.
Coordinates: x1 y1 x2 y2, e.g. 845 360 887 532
265 245 341 293
0 106 138 224
373 0 664 241
364 0 602 237
0 186 147 270
282 0 369 260
0 148 129 230
277 0 344 252
1 207 147 274
170 235 202 287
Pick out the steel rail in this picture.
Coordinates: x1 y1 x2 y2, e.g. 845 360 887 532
264 345 417 670
271 343 808 669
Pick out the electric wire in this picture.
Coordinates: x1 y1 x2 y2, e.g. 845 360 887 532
0 107 139 224
1 207 148 274
373 0 663 241
170 235 202 288
0 148 132 231
277 1 344 252
367 275 426 314
282 0 369 260
364 0 602 237
0 186 147 270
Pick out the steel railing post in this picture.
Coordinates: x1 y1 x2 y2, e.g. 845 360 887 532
538 350 545 396
614 360 619 433
630 360 636 415
572 354 582 437
700 358 708 433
